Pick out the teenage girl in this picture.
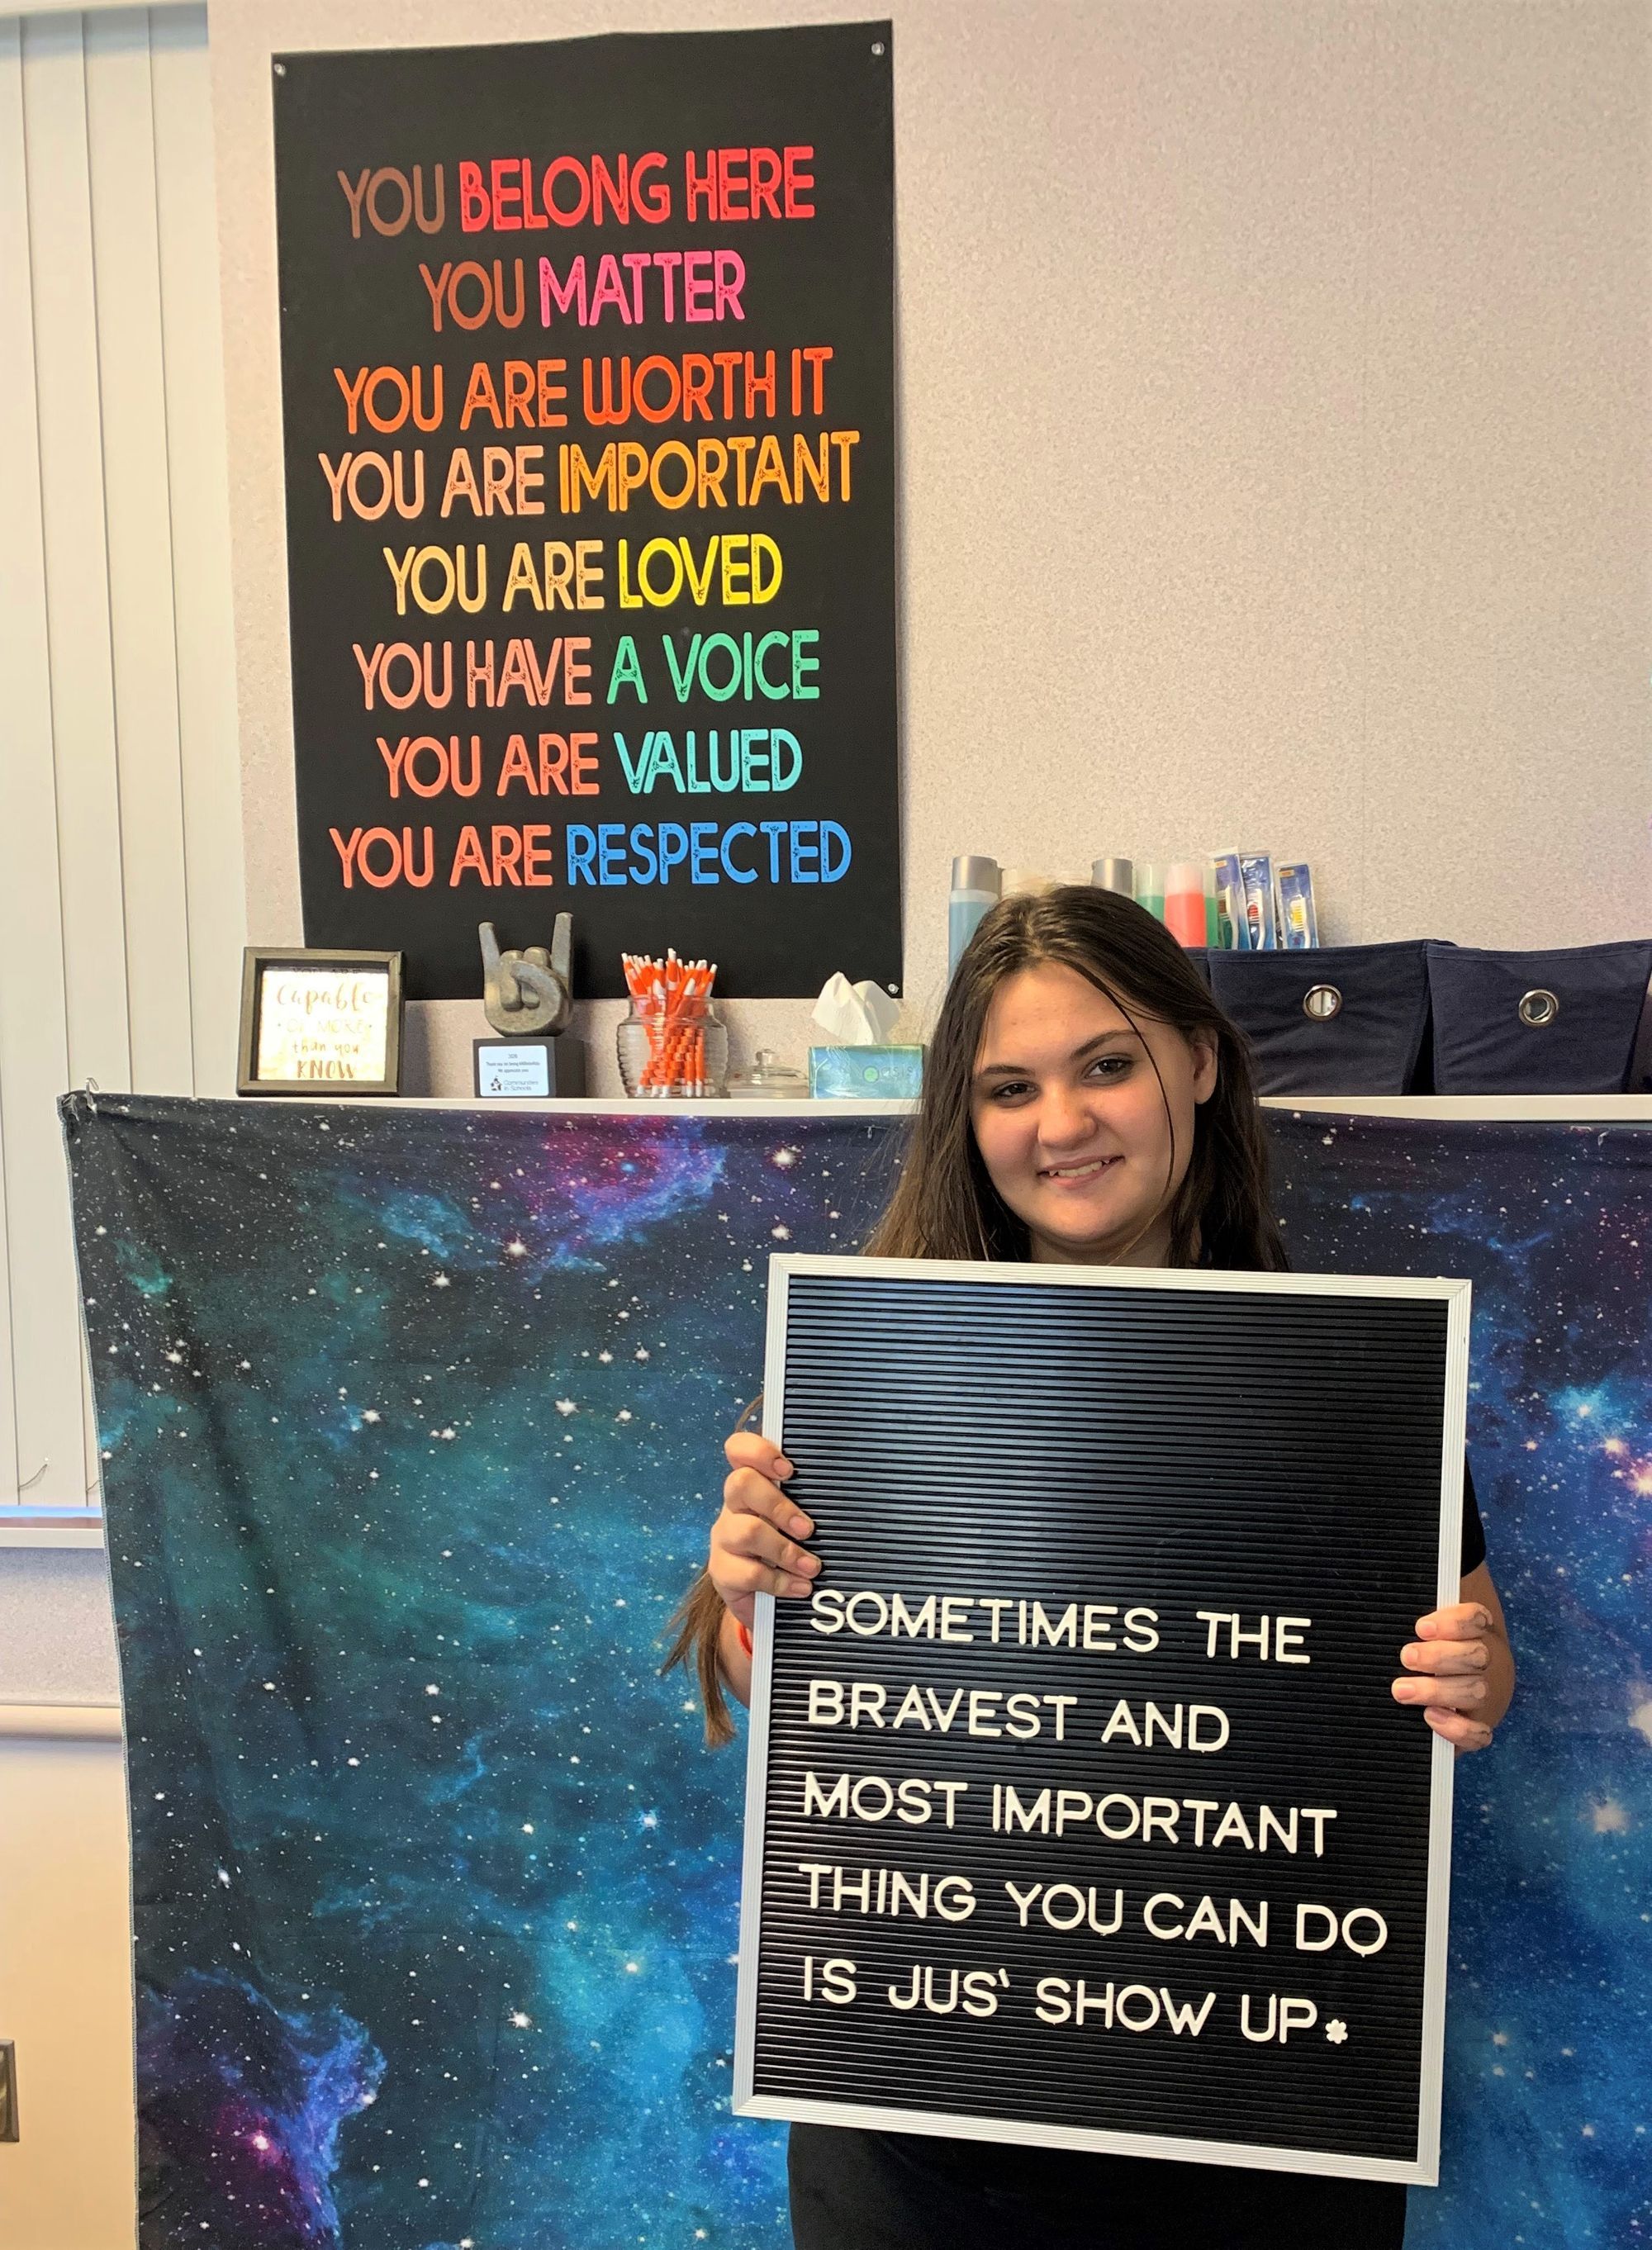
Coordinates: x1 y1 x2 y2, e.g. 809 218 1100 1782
668 887 1514 2250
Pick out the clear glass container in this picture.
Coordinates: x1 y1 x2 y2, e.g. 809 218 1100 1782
726 1047 809 1099
617 997 728 1097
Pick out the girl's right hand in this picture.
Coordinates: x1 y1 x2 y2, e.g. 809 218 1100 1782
710 1431 820 1628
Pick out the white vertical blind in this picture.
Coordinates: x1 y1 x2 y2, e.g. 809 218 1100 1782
150 7 244 1087
0 5 244 1530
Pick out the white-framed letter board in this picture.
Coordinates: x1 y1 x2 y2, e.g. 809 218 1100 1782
734 1256 1471 2183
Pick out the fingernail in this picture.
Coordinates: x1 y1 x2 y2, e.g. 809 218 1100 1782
784 1576 811 1598
799 1553 821 1574
776 1459 795 1479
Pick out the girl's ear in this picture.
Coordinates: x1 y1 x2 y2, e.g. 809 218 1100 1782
1190 1030 1220 1106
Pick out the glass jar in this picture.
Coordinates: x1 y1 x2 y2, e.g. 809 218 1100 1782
726 1047 809 1099
617 997 729 1097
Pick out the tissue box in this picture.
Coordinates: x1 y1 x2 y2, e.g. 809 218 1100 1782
809 1045 925 1099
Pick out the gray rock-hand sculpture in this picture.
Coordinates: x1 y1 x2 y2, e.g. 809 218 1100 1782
479 916 573 1037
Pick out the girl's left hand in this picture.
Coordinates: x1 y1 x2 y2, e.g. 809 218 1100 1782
1391 1601 1498 1750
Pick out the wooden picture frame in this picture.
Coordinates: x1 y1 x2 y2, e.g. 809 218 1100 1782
236 947 404 1097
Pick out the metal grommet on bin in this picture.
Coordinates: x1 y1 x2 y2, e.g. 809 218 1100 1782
1303 984 1342 1022
1517 988 1559 1028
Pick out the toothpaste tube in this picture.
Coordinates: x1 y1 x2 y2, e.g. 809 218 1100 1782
1237 852 1276 951
1210 852 1246 949
1275 860 1318 949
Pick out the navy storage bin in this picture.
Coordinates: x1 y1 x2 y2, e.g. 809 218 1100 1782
1425 942 1652 1094
1207 942 1432 1096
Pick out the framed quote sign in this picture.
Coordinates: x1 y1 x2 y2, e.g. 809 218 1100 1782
237 947 404 1095
734 1256 1472 2183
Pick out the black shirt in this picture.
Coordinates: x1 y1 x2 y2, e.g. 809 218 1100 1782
1460 1457 1487 1574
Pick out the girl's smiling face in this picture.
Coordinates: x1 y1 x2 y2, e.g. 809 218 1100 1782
970 961 1218 1266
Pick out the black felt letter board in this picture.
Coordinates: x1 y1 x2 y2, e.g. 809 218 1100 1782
734 1257 1470 2183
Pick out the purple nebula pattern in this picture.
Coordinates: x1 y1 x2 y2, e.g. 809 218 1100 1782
136 1972 383 2246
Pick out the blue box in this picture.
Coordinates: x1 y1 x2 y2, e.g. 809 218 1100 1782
1207 945 1431 1094
809 1045 924 1099
1426 941 1652 1093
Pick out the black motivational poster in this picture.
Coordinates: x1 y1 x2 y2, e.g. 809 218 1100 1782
735 1258 1471 2182
272 23 899 1002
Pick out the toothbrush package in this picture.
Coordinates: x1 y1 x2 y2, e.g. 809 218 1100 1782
1210 852 1246 951
1275 861 1318 950
1237 852 1276 952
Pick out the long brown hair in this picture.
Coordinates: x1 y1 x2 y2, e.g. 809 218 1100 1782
666 885 1287 1739
871 886 1287 1270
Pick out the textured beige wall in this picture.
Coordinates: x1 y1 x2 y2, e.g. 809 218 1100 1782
212 0 1651 1095
0 1550 119 1702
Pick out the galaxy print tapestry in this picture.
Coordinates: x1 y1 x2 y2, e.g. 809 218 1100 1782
62 1094 1649 2250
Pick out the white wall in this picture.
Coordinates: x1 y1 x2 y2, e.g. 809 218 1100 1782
211 0 1651 1095
0 1723 135 2250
